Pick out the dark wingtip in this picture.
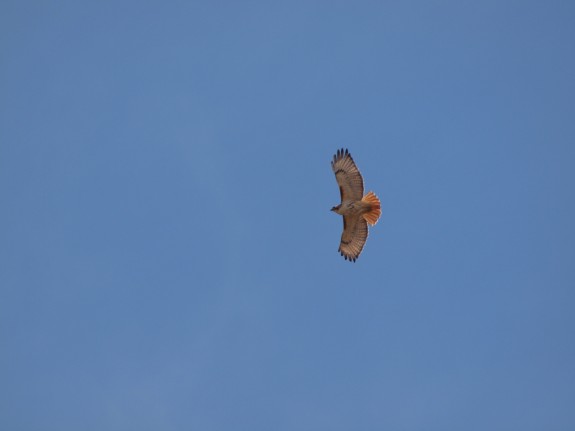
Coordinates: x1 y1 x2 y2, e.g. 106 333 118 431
333 148 352 163
340 253 358 262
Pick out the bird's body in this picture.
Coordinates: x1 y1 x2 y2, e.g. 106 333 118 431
331 199 372 217
330 149 381 262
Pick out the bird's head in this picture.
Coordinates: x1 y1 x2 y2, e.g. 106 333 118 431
330 205 341 212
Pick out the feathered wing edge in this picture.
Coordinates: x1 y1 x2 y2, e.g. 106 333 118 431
331 148 364 201
338 216 368 262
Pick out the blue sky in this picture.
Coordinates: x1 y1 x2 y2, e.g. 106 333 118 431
1 1 574 430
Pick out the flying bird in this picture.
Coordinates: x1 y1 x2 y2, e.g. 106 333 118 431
331 148 381 262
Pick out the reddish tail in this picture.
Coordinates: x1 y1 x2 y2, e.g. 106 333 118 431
362 191 381 226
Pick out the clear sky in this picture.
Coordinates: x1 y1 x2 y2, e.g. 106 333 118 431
1 1 574 430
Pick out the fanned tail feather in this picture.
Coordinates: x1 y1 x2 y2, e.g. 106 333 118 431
362 191 381 226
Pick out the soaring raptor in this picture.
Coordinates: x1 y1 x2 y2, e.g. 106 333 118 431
331 148 381 262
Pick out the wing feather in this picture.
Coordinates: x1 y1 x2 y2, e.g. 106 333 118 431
339 215 369 262
331 148 364 201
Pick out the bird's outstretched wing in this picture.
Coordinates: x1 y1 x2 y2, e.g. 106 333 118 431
339 215 368 262
331 148 364 201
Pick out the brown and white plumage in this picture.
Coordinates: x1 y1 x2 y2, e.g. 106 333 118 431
331 148 381 262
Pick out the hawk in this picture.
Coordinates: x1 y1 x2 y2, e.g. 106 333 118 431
331 148 381 262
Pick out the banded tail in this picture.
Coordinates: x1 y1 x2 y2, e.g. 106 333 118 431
362 191 381 226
